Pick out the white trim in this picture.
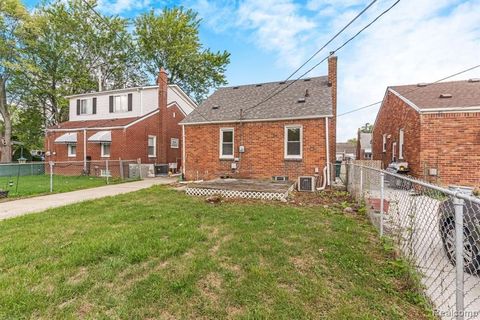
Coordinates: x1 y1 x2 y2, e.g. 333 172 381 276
392 142 397 162
399 128 404 160
181 114 333 126
67 143 77 157
420 106 480 113
325 118 330 186
101 142 111 158
219 128 234 159
167 101 187 117
382 134 387 152
148 135 157 158
388 88 421 112
182 125 186 176
284 125 303 160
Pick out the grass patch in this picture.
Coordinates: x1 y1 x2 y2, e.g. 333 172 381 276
0 175 126 199
0 187 434 319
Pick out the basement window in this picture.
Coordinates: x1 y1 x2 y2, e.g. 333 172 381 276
285 125 303 160
220 128 234 159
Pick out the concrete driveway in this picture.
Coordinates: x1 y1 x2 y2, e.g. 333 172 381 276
0 177 175 221
366 185 480 320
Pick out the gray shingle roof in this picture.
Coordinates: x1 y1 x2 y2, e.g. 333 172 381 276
181 76 333 124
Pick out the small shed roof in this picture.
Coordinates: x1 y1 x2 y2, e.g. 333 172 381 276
54 132 77 144
88 131 112 143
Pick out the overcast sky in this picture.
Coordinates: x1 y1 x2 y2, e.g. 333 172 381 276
24 0 480 141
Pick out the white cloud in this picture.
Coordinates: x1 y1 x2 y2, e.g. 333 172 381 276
336 0 480 141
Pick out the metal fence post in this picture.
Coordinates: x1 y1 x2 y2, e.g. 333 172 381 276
106 160 109 185
359 166 363 200
453 194 465 320
380 172 385 237
49 161 54 193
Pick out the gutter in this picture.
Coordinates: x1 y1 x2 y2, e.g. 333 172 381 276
181 114 334 126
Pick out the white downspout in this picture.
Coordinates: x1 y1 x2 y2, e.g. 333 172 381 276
182 125 186 178
325 117 331 186
83 129 87 172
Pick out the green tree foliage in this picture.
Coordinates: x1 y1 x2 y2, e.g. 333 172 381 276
360 123 373 133
135 7 230 102
0 0 29 162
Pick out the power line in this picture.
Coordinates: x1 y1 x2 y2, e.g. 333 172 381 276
242 0 401 116
337 63 480 117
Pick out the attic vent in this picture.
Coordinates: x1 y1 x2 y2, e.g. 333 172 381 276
303 78 311 82
233 86 239 89
468 78 480 83
439 93 452 99
279 81 286 85
297 97 306 103
255 84 262 87
417 83 428 87
212 105 220 110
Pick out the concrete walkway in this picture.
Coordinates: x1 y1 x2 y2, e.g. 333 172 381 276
0 177 175 221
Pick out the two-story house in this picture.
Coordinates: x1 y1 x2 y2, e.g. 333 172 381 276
45 69 197 175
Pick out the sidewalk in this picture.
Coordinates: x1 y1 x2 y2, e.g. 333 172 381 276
0 177 175 221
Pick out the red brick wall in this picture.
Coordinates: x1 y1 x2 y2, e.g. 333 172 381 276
420 112 480 187
183 118 329 181
372 91 422 174
373 90 480 188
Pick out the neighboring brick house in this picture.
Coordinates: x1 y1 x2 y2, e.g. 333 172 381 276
372 79 480 187
180 55 338 184
45 70 197 175
356 131 372 160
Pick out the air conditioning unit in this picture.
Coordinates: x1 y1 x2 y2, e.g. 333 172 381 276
298 176 316 192
272 176 288 182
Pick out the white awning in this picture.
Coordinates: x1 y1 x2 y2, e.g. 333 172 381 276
54 132 77 144
88 131 111 143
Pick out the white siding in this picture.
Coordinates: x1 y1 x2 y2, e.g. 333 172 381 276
68 86 195 122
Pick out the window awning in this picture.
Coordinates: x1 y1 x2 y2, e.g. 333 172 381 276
54 132 77 144
88 131 111 143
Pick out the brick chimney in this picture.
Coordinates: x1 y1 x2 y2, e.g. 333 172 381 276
328 52 337 117
157 68 168 164
327 53 337 182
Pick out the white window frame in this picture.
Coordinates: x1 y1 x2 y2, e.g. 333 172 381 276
101 143 111 158
67 143 76 157
170 138 179 149
219 128 234 159
399 129 404 160
392 142 397 162
382 134 387 152
113 95 128 113
80 99 89 114
148 135 157 158
284 125 303 160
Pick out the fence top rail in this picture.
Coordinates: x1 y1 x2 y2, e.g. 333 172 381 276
349 162 480 205
0 159 142 166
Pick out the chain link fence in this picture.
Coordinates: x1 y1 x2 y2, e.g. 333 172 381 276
345 162 480 320
0 160 144 199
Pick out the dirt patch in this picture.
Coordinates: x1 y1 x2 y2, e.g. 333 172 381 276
289 255 316 274
67 267 88 285
198 272 223 304
76 302 93 318
226 305 244 319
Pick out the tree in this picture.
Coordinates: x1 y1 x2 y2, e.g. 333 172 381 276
347 138 357 145
10 0 146 127
135 7 230 102
0 0 28 162
360 123 373 133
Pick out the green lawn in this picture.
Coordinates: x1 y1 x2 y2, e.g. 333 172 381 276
0 187 434 319
0 175 123 199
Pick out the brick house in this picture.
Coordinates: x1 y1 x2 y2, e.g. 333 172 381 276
180 55 337 184
372 79 480 187
45 70 197 175
356 131 372 160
